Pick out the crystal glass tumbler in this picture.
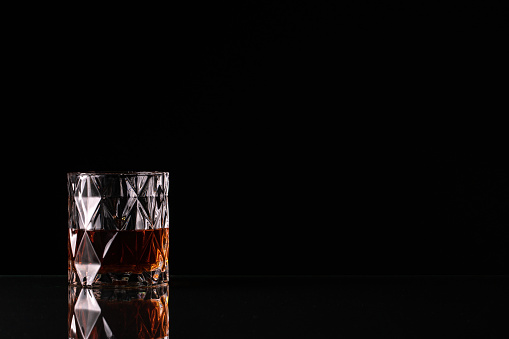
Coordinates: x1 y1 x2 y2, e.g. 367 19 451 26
68 172 169 287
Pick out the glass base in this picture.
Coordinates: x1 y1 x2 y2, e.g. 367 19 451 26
69 266 169 288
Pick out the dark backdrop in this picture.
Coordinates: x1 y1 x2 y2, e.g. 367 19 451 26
2 3 508 275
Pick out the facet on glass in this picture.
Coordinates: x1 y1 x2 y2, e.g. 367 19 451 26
68 285 169 338
68 172 169 287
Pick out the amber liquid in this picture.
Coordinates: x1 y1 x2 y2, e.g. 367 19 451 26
69 228 169 274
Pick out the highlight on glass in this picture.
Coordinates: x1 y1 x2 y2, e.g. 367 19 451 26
67 172 169 287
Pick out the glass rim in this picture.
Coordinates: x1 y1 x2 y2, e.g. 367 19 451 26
67 171 168 177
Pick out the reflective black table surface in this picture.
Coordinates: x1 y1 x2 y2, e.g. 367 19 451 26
0 275 507 338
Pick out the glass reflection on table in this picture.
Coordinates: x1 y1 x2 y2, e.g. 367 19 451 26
68 284 169 339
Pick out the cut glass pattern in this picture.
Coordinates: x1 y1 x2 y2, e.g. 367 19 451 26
68 172 169 287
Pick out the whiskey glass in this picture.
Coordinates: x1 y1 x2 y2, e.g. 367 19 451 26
68 172 169 287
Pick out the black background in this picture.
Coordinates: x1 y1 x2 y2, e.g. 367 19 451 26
1 3 508 275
